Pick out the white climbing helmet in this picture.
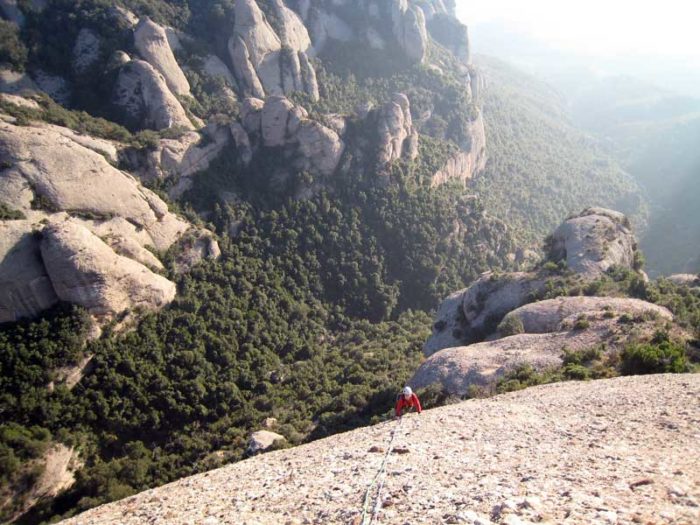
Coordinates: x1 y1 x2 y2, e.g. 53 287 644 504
403 386 413 396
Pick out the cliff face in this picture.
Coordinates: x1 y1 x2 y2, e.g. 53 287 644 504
59 375 700 525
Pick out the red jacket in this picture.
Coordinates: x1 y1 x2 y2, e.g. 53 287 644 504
395 393 422 416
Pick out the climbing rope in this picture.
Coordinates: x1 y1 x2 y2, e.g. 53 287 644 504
358 416 404 525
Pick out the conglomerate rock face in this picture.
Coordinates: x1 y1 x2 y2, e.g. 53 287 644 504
58 375 700 525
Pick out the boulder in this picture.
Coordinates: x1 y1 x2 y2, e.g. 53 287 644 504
499 296 673 337
112 59 193 131
40 219 176 319
548 208 637 278
377 93 419 165
72 28 101 75
171 232 221 274
247 430 285 454
296 120 343 177
0 221 58 323
134 17 190 96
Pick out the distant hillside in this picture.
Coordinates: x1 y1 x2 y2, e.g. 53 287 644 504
470 56 648 245
569 75 700 276
60 374 700 525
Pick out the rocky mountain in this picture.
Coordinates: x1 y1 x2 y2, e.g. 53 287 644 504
0 1 696 524
59 374 700 525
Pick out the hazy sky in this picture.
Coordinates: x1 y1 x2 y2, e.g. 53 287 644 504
456 0 700 58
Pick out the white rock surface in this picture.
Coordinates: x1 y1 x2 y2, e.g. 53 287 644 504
391 0 429 63
0 120 189 251
112 59 193 131
59 375 700 525
423 288 467 356
40 219 176 318
134 17 190 96
202 55 238 88
550 208 637 278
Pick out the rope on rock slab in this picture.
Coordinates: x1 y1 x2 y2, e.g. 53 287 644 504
358 416 403 525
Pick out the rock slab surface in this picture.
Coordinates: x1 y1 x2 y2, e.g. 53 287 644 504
60 375 700 525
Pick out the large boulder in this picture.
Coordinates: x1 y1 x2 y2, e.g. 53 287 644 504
112 59 193 131
665 274 700 287
40 219 176 319
247 430 285 455
134 17 190 96
548 208 638 278
0 221 58 323
0 68 39 96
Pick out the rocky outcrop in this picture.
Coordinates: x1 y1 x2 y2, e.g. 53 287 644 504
376 93 419 165
0 221 58 323
72 28 101 75
228 0 318 101
127 123 232 199
241 95 344 177
430 112 486 187
499 296 673 336
134 17 190 96
391 0 429 64
413 301 674 396
0 120 189 250
60 375 700 525
202 55 238 88
247 430 285 454
549 207 638 278
112 59 193 131
423 3 470 63
425 272 547 354
301 0 428 64
40 219 176 319
425 209 646 355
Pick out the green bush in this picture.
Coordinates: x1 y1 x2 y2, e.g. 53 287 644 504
621 339 689 375
498 315 525 336
0 202 26 220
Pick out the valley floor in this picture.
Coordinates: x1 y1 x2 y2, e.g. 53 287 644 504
61 375 700 525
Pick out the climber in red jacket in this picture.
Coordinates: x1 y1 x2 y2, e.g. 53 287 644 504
395 386 422 417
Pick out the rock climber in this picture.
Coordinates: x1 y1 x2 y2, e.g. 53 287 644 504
395 386 422 418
